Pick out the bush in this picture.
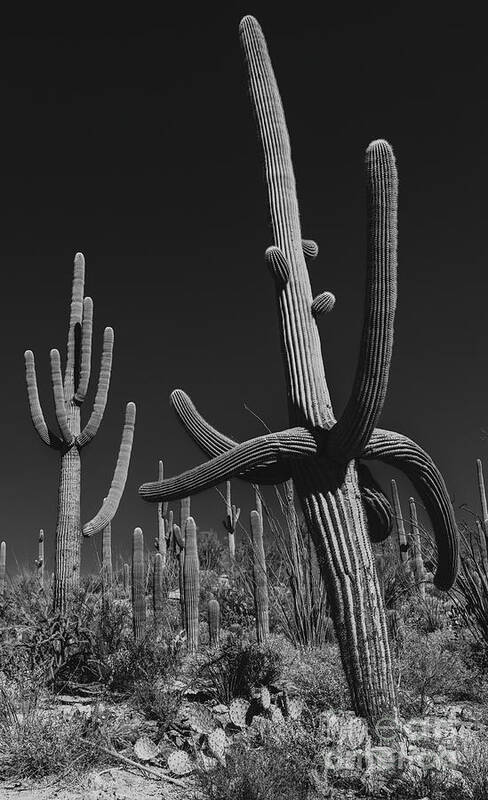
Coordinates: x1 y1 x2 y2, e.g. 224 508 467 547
196 718 329 800
104 633 184 694
279 641 351 717
397 627 477 714
195 635 283 704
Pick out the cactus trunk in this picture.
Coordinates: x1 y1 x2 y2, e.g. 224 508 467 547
54 410 81 613
132 527 146 642
295 460 396 725
183 517 199 653
102 519 113 603
0 541 6 597
123 562 130 595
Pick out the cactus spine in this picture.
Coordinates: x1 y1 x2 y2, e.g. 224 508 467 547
250 506 269 643
409 498 426 598
36 529 45 588
223 480 240 562
132 527 146 642
183 517 200 652
24 254 136 612
0 541 5 597
139 16 458 732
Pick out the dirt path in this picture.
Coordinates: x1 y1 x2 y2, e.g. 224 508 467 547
0 767 189 800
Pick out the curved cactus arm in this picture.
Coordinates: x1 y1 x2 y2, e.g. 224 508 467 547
64 252 85 400
357 463 393 543
171 389 291 485
139 426 320 503
24 350 62 448
82 402 136 536
328 141 398 462
361 428 458 590
74 296 93 404
76 326 114 448
50 350 74 444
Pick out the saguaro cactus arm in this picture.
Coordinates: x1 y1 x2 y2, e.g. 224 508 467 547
139 426 321 501
64 252 85 399
24 350 63 448
170 389 291 484
327 142 397 462
50 349 74 444
76 326 114 447
361 428 458 589
83 401 136 536
74 296 93 404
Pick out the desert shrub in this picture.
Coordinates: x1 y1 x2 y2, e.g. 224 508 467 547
195 634 283 704
397 626 477 714
133 678 183 735
0 688 109 780
196 718 329 800
215 577 255 632
105 633 184 694
198 530 224 572
279 641 351 716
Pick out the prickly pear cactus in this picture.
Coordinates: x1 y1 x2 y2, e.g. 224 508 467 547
207 728 228 762
181 702 216 735
286 697 303 720
229 697 250 728
260 685 271 710
168 749 194 775
269 705 285 726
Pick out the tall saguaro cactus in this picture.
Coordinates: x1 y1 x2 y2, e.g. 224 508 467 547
0 541 5 598
24 253 136 612
250 507 270 643
183 516 200 653
36 530 45 588
139 17 458 731
223 480 240 562
132 527 146 642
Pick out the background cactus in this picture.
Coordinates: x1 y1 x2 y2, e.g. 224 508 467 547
132 527 146 642
153 551 164 637
24 253 136 612
0 541 5 598
173 522 186 627
207 595 220 647
391 479 409 566
35 529 45 588
123 562 130 596
183 516 200 653
409 497 426 597
223 480 240 562
139 15 458 732
250 507 269 644
156 460 167 566
101 516 112 604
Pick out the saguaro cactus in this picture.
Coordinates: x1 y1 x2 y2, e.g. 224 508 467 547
36 530 45 588
156 461 168 566
409 498 426 598
208 595 220 647
391 479 409 566
132 527 146 642
102 518 113 602
0 541 6 597
183 516 200 653
153 551 165 637
173 523 186 627
139 16 458 730
250 507 269 643
223 480 240 562
123 562 130 595
24 253 136 612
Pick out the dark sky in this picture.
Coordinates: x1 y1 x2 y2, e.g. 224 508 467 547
1 4 487 574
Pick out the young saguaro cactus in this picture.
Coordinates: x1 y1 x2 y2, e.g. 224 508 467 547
101 517 113 602
0 541 6 597
223 480 240 562
173 523 186 627
36 529 45 588
153 551 165 637
391 479 409 566
139 16 458 731
208 594 220 647
24 253 136 612
250 506 270 644
132 527 146 642
409 498 426 598
183 516 200 653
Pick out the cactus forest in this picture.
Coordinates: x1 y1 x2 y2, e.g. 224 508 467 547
1 13 488 800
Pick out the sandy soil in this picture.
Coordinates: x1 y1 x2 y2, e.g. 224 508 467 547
0 767 190 800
